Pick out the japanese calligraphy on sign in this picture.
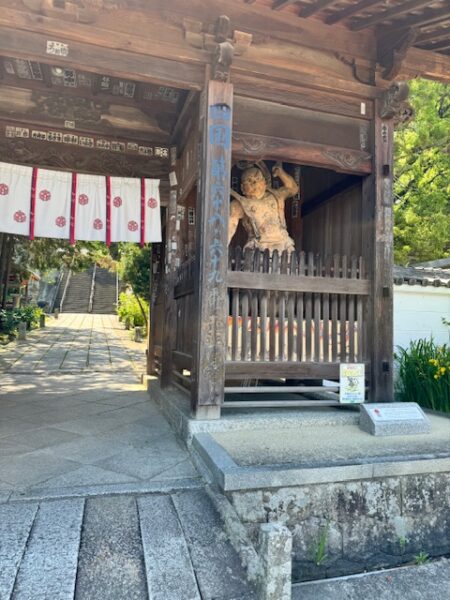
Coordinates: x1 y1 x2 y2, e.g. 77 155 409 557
200 101 232 402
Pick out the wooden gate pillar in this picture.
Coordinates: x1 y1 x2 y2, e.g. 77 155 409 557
160 186 178 387
191 79 233 419
365 83 411 402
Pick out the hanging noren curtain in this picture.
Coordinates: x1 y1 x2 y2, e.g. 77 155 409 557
0 162 161 246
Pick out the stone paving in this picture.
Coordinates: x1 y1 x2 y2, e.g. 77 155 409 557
0 313 198 497
0 313 145 374
0 313 259 599
0 489 256 600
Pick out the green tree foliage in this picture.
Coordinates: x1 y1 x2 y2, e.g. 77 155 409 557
117 243 151 300
394 79 450 265
12 238 111 278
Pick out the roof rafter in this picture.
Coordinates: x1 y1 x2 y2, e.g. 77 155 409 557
420 39 450 52
376 6 450 33
351 0 433 31
272 0 299 11
325 0 382 25
299 0 341 19
417 25 450 44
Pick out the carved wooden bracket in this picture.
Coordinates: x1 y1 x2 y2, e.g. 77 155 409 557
380 81 414 125
377 27 417 81
183 15 252 81
334 53 375 86
21 0 102 23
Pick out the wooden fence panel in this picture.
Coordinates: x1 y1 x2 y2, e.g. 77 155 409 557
226 248 367 368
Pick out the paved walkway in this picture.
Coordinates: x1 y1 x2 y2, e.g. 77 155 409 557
0 314 257 599
0 313 145 374
0 314 197 496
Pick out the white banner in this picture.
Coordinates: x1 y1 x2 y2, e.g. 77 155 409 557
34 168 72 239
0 162 33 236
75 174 107 242
144 179 162 244
109 176 141 244
0 161 161 244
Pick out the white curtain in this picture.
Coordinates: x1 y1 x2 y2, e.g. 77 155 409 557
75 174 107 242
0 162 33 236
0 161 161 244
34 168 72 239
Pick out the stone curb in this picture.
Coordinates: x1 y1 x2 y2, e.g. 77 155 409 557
5 477 203 504
192 432 450 492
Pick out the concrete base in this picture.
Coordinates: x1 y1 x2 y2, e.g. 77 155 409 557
148 379 359 446
194 405 221 420
185 416 450 582
149 380 450 583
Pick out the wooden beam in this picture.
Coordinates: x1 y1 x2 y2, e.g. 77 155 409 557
420 39 450 52
326 0 382 25
300 0 341 19
232 132 372 174
0 26 204 90
0 87 170 142
170 90 197 146
417 25 450 44
0 117 168 149
402 46 450 83
223 400 341 408
0 1 375 64
351 0 432 31
272 0 299 11
225 361 342 379
234 80 374 120
385 6 450 33
0 75 167 113
191 78 233 417
227 272 370 295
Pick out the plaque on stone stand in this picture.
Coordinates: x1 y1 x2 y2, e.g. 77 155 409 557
359 403 431 436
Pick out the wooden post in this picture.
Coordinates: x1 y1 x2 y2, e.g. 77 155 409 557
1 236 14 308
364 102 395 402
160 188 178 388
191 79 233 419
147 245 158 376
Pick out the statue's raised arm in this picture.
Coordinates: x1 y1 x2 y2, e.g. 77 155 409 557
271 163 299 201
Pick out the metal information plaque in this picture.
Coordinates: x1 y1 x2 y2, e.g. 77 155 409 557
359 403 431 436
340 363 365 404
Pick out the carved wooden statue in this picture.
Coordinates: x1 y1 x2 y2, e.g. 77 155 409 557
228 162 298 253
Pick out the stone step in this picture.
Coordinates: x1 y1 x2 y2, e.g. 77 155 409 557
0 503 38 600
11 499 84 600
0 491 256 600
75 496 148 600
138 495 201 600
171 489 257 600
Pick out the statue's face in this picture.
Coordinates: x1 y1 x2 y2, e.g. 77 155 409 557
241 168 266 200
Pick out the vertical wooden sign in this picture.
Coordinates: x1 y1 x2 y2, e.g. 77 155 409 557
192 80 233 419
364 103 395 402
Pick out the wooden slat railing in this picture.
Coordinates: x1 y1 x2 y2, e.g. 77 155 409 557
226 247 368 367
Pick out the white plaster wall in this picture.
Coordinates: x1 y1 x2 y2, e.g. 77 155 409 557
393 285 450 351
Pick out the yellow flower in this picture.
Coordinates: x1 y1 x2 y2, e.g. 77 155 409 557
434 374 439 380
440 367 446 374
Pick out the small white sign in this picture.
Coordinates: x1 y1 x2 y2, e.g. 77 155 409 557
369 405 424 422
340 363 365 404
169 171 178 187
46 41 69 57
